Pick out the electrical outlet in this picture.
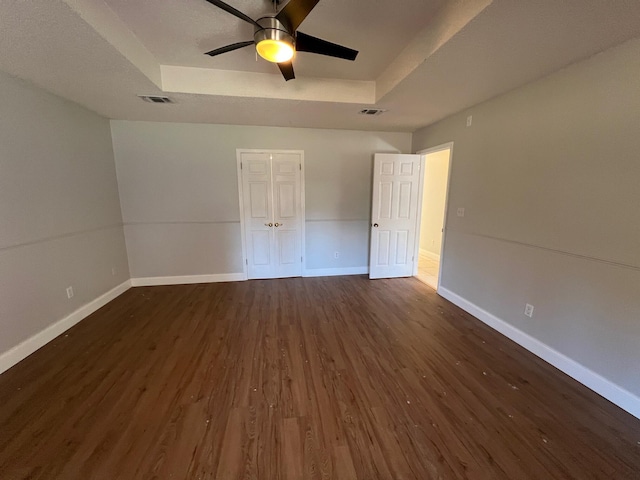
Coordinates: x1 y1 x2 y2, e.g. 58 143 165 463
524 303 534 318
66 286 74 299
111 267 117 276
457 207 465 217
466 115 473 127
334 252 340 259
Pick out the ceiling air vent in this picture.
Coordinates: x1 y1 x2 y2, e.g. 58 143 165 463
138 95 174 104
358 108 386 116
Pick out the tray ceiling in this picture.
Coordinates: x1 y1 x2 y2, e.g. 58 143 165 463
1 0 640 131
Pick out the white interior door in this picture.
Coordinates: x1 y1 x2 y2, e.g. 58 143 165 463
271 153 303 278
239 150 304 279
240 152 274 279
369 153 421 279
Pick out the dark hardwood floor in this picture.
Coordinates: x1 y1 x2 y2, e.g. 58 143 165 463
1 276 639 479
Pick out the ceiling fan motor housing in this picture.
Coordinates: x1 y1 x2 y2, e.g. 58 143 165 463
254 17 295 49
202 0 358 79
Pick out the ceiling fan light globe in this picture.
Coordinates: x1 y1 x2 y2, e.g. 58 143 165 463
256 39 294 63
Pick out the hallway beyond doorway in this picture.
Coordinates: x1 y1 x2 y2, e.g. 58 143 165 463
414 143 452 291
416 250 439 289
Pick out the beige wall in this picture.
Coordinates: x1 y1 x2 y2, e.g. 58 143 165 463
110 121 411 277
0 71 129 356
419 149 450 257
412 38 640 401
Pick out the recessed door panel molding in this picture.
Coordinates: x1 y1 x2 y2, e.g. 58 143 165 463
398 182 412 219
251 231 271 266
238 150 305 280
379 182 393 219
381 162 394 175
399 162 414 176
249 181 269 219
274 161 297 175
278 231 298 266
395 230 409 264
276 182 295 218
369 153 421 279
376 231 391 266
248 160 269 175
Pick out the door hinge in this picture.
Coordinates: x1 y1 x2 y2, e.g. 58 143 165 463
301 256 303 263
299 163 302 171
240 162 243 170
246 259 248 265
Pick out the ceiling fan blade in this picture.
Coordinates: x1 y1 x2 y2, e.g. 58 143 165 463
276 0 320 33
205 0 262 29
277 61 295 81
205 40 254 57
296 32 358 61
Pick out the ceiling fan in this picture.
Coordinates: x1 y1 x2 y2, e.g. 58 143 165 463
203 0 359 81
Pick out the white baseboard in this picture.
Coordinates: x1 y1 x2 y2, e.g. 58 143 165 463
303 266 369 277
131 273 246 287
419 248 441 262
0 280 132 375
132 268 370 285
438 287 640 420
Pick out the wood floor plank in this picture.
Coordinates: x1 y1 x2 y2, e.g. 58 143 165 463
1 276 639 479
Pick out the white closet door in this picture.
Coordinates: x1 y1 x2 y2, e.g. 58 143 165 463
239 150 304 280
272 153 303 278
241 152 276 279
369 153 421 279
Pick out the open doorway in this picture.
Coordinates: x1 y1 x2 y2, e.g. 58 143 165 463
414 143 453 290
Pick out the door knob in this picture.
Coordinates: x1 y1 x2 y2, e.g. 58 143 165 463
373 223 379 228
275 222 283 227
265 223 273 227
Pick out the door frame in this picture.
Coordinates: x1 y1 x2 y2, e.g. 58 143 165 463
236 149 306 280
412 142 454 291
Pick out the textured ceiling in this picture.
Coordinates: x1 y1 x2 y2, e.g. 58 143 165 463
104 0 446 79
1 0 640 132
